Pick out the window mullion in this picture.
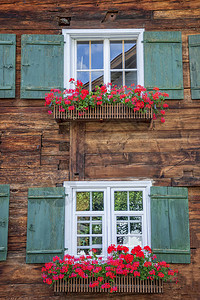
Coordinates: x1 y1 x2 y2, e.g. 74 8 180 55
104 39 110 85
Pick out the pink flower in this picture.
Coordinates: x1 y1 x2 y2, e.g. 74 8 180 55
161 117 165 123
48 110 52 115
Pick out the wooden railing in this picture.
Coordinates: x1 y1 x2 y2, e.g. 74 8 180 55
54 104 153 121
54 277 163 294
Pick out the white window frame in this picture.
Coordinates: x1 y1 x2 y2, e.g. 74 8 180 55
62 29 144 90
64 180 151 257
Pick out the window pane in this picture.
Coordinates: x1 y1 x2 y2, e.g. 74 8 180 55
111 72 123 87
117 216 128 221
92 223 102 234
77 237 90 246
92 216 102 221
77 216 90 221
124 41 137 69
96 248 102 255
130 222 142 234
77 223 90 234
91 72 104 91
117 236 142 247
129 191 143 211
77 248 90 255
92 192 104 211
117 222 128 235
92 237 102 245
110 41 122 69
91 41 103 69
77 41 89 70
76 192 90 211
77 71 89 89
130 216 141 221
125 71 137 88
114 191 127 211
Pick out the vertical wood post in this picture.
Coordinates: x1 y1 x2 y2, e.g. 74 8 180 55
69 121 85 180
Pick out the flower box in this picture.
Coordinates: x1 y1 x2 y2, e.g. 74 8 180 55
54 277 163 294
53 104 153 121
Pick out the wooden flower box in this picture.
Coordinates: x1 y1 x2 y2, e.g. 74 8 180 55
54 276 163 294
54 104 153 121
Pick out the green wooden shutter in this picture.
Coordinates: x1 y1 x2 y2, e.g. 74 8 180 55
0 184 10 261
188 35 200 99
0 34 16 98
144 31 183 99
21 34 64 99
26 187 65 263
151 186 190 263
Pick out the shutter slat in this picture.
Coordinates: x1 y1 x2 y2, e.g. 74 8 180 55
0 185 10 261
0 34 16 98
26 187 65 263
21 34 64 99
189 34 200 99
144 31 183 99
151 186 190 264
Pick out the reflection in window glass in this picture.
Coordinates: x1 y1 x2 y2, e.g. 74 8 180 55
110 41 122 69
91 72 104 91
124 41 137 69
76 192 90 211
114 191 127 211
117 236 142 247
125 71 137 88
91 41 103 69
129 191 143 211
77 41 89 70
92 192 104 211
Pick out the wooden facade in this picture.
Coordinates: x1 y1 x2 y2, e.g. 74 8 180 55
0 0 200 299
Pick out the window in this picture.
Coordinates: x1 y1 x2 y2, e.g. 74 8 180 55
64 181 151 257
62 29 144 91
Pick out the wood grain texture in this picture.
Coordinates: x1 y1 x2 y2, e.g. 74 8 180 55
0 0 200 299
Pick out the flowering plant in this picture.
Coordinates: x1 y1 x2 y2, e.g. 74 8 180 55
42 244 178 293
45 79 169 123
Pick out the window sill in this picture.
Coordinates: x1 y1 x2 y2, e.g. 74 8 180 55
54 104 153 122
53 277 163 294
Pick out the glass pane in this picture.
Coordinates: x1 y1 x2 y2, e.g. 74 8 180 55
117 222 128 235
130 222 142 234
125 71 137 88
95 248 102 255
92 216 102 221
129 191 143 211
92 192 104 211
76 192 90 211
92 223 102 234
117 216 128 221
77 216 90 221
117 236 142 248
77 72 89 90
92 237 102 245
77 248 90 255
124 41 137 69
111 71 123 87
130 216 141 221
117 236 128 245
91 72 104 91
77 237 90 246
110 41 122 69
129 236 143 247
77 223 90 234
77 41 89 70
114 191 127 211
91 41 103 69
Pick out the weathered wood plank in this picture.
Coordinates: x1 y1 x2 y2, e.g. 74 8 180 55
153 9 200 19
